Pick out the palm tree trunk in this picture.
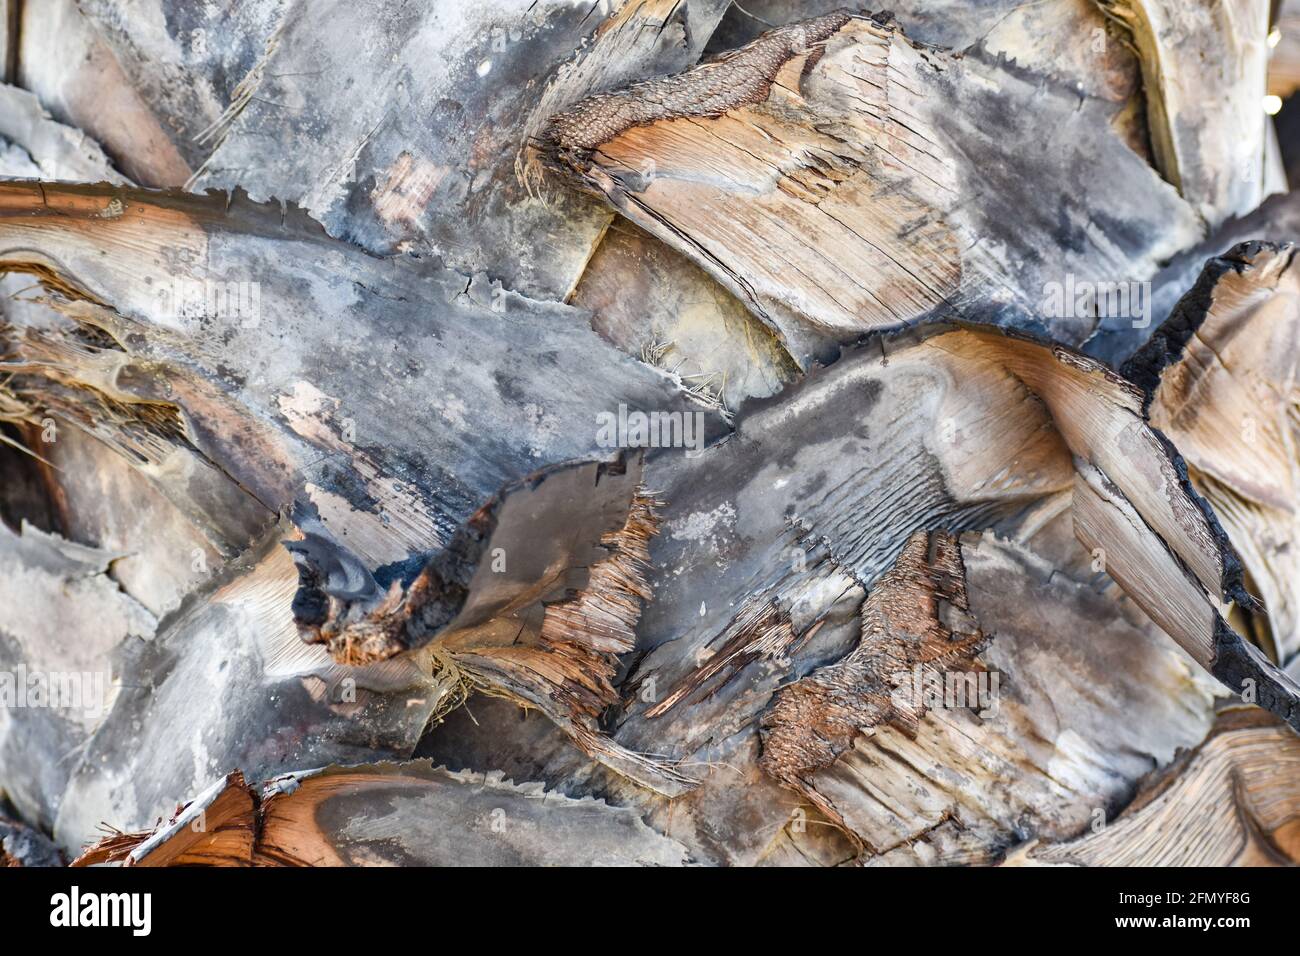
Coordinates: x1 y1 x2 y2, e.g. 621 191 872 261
1 0 1299 868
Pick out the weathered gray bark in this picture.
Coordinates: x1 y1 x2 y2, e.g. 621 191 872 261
2 1 1300 868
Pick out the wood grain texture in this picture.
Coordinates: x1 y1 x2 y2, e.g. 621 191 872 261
547 14 1200 361
1016 710 1300 866
1126 242 1300 669
1099 0 1271 228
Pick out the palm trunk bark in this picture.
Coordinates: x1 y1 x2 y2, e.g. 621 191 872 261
0 0 1298 868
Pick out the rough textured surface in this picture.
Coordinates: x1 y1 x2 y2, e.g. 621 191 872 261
0 180 727 840
816 527 1218 861
419 322 1279 863
547 14 1200 361
0 520 154 832
759 530 989 836
1017 710 1300 866
1098 0 1271 228
601 323 1298 793
77 762 691 867
1124 242 1300 669
50 529 448 854
425 518 1223 864
186 0 732 299
3 0 1295 869
544 12 850 153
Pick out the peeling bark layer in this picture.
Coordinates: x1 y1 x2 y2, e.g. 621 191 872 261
759 530 989 838
1015 710 1300 866
1085 190 1300 364
545 13 1199 360
75 762 689 867
3 0 1298 870
183 0 732 299
1097 0 1271 228
0 179 725 834
430 321 1295 861
429 518 1223 864
1118 242 1300 674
